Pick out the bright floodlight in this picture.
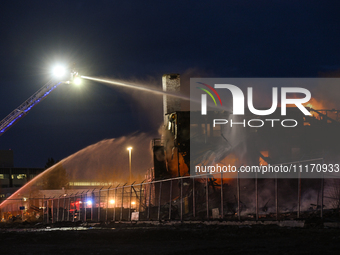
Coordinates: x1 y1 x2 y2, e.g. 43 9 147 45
110 199 115 204
87 200 92 206
127 147 132 151
53 66 66 77
74 77 81 85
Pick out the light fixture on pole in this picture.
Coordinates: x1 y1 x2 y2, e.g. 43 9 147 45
127 147 133 183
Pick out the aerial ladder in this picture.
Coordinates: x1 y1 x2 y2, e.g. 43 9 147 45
0 68 80 136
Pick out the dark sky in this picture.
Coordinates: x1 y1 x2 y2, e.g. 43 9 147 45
0 1 339 168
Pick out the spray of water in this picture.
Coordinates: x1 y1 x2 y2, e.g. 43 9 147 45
81 76 191 101
81 75 233 114
0 133 154 209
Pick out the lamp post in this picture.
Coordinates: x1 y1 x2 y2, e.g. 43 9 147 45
127 147 133 183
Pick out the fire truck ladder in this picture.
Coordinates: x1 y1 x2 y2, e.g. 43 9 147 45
0 79 63 136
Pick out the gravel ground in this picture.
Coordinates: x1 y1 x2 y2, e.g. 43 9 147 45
1 223 340 255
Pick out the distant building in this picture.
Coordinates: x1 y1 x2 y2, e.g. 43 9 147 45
0 150 44 203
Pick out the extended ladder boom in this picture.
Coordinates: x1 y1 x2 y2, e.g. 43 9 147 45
0 79 62 136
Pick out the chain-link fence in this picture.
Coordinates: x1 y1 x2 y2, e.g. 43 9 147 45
1 160 340 223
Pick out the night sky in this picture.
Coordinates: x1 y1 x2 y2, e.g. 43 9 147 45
0 1 339 168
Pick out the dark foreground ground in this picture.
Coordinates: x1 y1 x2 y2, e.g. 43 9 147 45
1 222 340 255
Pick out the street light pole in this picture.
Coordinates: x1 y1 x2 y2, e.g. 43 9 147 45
127 147 133 183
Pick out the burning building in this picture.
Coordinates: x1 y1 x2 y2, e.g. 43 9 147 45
146 76 340 219
158 77 340 177
2 74 340 222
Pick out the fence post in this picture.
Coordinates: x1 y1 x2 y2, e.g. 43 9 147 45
106 186 111 222
139 181 144 220
79 192 82 222
158 182 162 221
97 190 100 222
148 182 151 220
237 172 240 221
255 172 258 221
62 195 66 222
98 187 103 222
205 177 209 220
192 178 195 218
120 184 127 221
321 173 324 219
169 180 173 220
114 185 119 222
91 189 95 221
51 197 54 223
275 175 279 221
67 194 72 222
43 195 45 223
129 182 135 221
220 172 223 219
298 167 301 219
79 191 84 221
121 186 124 221
46 198 49 224
84 192 87 222
57 195 61 222
180 178 183 221
84 190 89 222
73 193 78 222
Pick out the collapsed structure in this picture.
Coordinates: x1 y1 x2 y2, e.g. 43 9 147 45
146 75 340 219
153 75 340 179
